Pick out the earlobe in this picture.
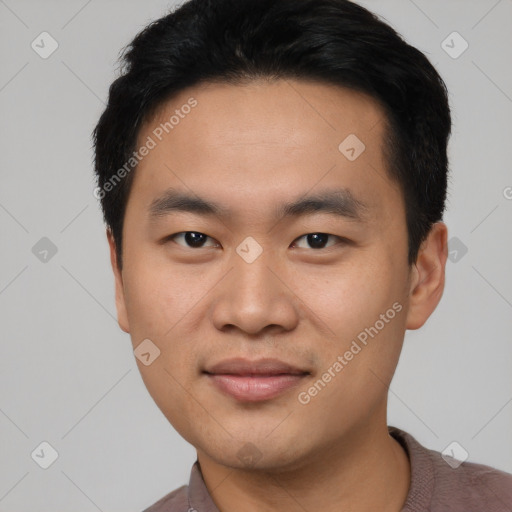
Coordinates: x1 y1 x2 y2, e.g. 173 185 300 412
405 222 448 330
106 229 130 333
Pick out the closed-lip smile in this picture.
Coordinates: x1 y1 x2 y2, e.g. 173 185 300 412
203 357 310 402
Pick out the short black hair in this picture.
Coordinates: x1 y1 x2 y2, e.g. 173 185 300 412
93 0 451 270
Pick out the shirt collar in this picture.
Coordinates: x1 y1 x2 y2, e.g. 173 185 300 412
187 460 220 512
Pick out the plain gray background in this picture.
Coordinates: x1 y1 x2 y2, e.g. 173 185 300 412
1 0 511 510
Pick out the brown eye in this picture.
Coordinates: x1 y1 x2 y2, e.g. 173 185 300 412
169 231 218 248
292 233 343 250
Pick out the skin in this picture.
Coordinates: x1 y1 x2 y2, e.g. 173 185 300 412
107 78 448 511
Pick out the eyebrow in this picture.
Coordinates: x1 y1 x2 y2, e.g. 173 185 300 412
148 187 370 223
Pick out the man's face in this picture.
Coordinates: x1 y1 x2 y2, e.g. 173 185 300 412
110 79 426 470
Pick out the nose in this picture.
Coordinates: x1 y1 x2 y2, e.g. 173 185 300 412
211 245 300 336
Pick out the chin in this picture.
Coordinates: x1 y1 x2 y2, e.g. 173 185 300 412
196 429 315 473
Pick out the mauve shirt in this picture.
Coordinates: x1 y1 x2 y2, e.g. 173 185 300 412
142 426 512 511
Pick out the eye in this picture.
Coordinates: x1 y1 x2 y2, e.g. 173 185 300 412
291 233 345 250
167 231 218 249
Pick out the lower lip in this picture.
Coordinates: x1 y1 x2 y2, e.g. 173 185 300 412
206 373 308 402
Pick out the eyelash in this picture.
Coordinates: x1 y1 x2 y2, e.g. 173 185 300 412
165 231 347 250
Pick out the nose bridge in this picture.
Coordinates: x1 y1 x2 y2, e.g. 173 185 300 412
234 243 274 296
232 239 279 309
211 239 298 335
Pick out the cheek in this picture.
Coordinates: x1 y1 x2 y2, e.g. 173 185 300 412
295 251 407 375
121 247 205 340
134 353 200 446
121 254 203 435
120 251 218 394
291 256 395 337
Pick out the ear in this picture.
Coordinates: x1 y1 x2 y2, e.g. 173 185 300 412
405 221 448 330
107 229 130 333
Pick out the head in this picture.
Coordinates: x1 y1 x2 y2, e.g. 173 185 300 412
93 0 450 470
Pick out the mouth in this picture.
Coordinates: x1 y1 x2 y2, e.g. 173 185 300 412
203 358 311 402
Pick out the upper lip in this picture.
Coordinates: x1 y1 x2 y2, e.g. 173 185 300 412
204 358 310 376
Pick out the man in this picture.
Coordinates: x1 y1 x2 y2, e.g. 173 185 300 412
92 0 512 510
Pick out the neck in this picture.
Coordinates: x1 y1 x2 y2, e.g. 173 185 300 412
196 419 410 512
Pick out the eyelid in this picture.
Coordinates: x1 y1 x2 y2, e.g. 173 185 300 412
291 233 346 249
164 231 348 250
166 231 219 248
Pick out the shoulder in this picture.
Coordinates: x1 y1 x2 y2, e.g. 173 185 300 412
429 450 512 510
141 460 217 512
141 484 189 512
390 426 512 511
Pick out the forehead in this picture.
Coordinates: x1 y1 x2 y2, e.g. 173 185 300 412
130 79 401 224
